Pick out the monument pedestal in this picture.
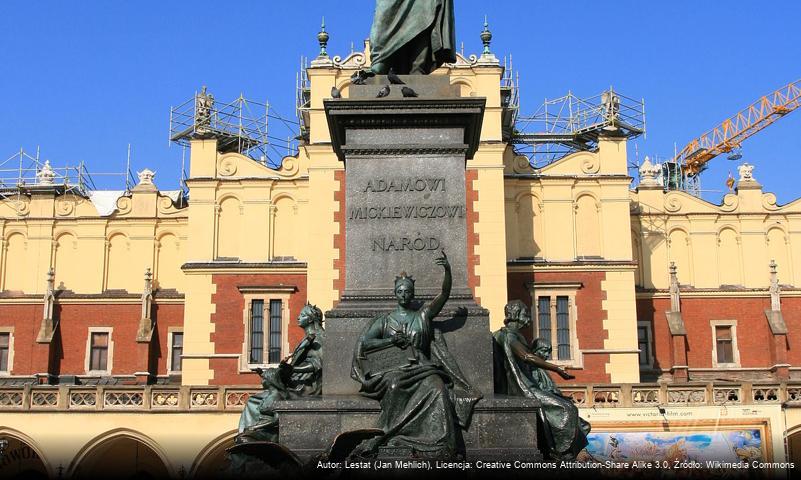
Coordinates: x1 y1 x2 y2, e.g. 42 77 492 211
276 75 542 461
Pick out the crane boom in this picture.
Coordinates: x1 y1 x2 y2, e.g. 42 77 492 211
675 79 801 176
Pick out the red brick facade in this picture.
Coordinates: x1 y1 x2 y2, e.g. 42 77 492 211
465 169 480 300
638 296 801 379
333 169 346 303
507 270 611 383
0 302 183 379
209 273 307 385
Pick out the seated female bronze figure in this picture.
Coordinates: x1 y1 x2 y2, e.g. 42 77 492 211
236 303 324 444
350 251 480 458
493 300 591 460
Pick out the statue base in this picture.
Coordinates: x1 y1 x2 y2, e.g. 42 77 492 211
273 395 542 462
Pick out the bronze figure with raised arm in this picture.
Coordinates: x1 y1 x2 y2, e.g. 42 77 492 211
351 251 480 458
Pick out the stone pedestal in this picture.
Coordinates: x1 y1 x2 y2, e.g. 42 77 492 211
276 75 541 460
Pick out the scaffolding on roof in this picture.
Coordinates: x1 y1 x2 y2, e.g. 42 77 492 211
0 147 135 203
296 56 311 143
513 87 646 167
169 87 300 168
500 55 520 142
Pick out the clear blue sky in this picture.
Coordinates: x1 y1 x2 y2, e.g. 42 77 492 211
1 1 800 202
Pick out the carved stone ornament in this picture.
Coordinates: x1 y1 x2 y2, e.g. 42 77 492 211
36 160 56 185
638 157 661 187
36 268 57 343
737 162 755 182
137 169 156 186
136 268 154 342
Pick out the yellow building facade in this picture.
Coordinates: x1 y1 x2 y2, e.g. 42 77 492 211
2 44 801 477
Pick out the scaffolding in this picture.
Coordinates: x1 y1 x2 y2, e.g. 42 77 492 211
513 88 646 166
500 55 520 142
296 56 311 143
169 87 300 168
0 147 136 201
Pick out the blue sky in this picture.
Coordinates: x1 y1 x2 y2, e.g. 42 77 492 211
1 1 800 202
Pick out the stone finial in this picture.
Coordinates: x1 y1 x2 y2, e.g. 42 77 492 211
137 268 155 342
480 16 492 55
36 160 56 185
769 260 781 312
737 162 755 182
638 156 661 187
669 262 681 313
37 267 57 343
317 17 329 57
137 169 156 186
46 267 55 293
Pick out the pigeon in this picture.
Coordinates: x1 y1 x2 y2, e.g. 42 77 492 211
387 68 405 85
350 69 374 86
331 86 342 99
376 85 390 98
401 86 418 98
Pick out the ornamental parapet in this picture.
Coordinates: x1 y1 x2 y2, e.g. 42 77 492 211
2 382 801 412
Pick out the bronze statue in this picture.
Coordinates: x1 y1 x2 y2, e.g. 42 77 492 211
352 0 456 83
236 303 324 444
493 300 590 460
350 251 480 458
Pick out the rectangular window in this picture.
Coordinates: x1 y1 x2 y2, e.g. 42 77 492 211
556 296 571 360
0 333 9 372
638 325 651 366
537 296 551 346
268 300 282 364
532 288 581 366
249 300 265 363
171 332 183 372
715 325 734 364
241 289 293 370
90 332 109 372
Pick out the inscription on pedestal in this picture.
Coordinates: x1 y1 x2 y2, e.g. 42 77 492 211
344 155 469 298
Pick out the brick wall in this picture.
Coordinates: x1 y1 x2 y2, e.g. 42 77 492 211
0 302 183 378
333 170 346 304
465 169 480 300
507 270 610 383
639 296 801 371
209 273 307 385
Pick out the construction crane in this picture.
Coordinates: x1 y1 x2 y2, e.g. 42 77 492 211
675 79 801 179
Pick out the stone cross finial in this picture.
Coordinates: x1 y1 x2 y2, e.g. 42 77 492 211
737 162 755 182
317 17 329 57
639 157 661 187
137 169 156 186
669 262 681 312
480 16 492 55
37 160 56 185
769 260 781 312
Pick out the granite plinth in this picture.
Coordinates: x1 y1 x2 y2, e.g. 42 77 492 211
349 74 459 99
273 395 542 461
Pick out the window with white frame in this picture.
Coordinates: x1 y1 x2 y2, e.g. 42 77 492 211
168 331 183 373
86 328 113 374
711 321 740 367
0 330 13 374
530 283 582 367
637 321 654 368
240 286 294 370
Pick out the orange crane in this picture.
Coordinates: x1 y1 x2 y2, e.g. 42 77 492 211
674 79 801 177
